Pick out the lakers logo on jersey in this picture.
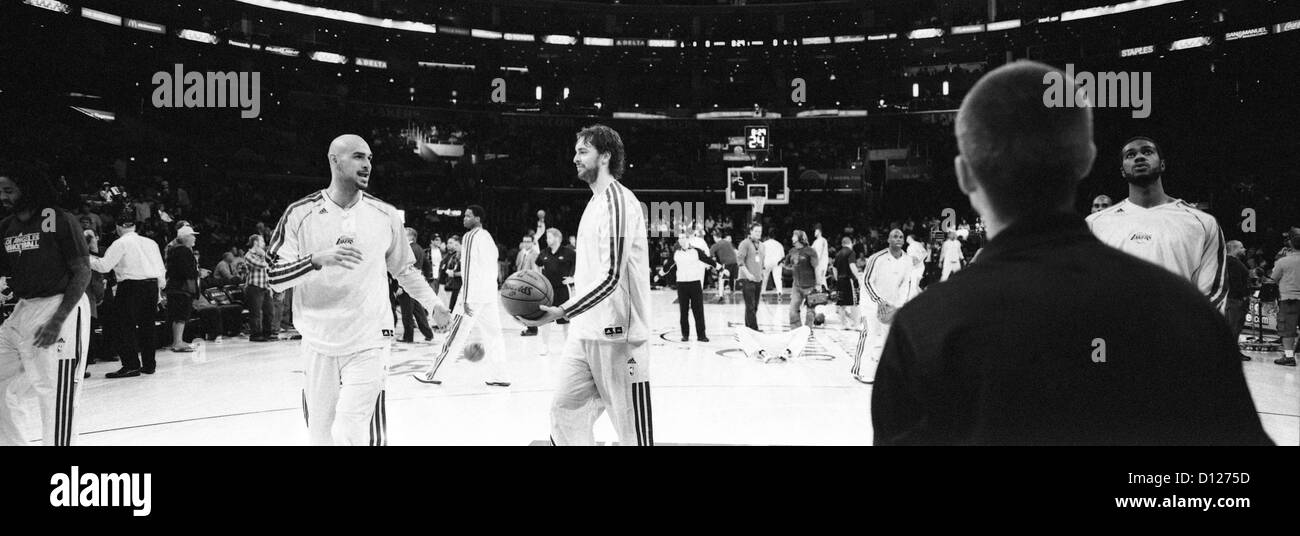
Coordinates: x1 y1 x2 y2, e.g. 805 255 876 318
1128 232 1153 245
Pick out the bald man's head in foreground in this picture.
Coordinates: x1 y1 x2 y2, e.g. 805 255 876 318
955 61 1096 221
328 134 373 191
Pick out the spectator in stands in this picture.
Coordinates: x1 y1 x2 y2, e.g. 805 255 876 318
1225 240 1251 361
164 226 201 353
786 230 819 327
516 234 541 336
1272 234 1300 367
710 230 738 302
243 234 275 342
398 227 434 343
78 203 103 234
426 235 443 296
441 235 463 310
213 252 241 286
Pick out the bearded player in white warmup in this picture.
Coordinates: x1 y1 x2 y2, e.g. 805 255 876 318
1086 136 1227 313
268 134 450 446
412 204 510 387
519 124 653 446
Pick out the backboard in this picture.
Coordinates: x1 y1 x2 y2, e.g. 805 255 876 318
726 167 789 205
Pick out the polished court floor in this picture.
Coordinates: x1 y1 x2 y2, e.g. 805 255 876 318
47 290 1300 446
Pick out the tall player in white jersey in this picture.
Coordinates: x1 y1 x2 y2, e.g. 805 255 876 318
519 124 653 446
1086 136 1227 313
268 134 449 446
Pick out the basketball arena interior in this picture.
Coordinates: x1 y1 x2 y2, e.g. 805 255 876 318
0 0 1296 448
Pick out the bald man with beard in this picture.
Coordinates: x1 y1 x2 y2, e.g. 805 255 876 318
267 134 451 446
872 62 1271 445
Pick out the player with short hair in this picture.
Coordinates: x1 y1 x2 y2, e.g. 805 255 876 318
0 162 92 446
519 124 653 446
852 229 913 383
413 204 510 386
1086 136 1227 313
267 134 449 446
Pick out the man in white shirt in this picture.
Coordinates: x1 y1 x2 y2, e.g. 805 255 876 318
415 205 510 386
671 231 716 342
812 224 829 290
1086 136 1227 313
762 233 785 297
267 134 449 446
853 229 913 383
89 209 166 378
519 124 653 446
939 232 964 282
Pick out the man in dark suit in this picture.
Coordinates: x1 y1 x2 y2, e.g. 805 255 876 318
871 61 1272 445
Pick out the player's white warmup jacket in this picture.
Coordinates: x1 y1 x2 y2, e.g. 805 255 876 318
1086 198 1227 313
421 226 508 384
267 190 440 446
551 180 653 446
854 248 913 380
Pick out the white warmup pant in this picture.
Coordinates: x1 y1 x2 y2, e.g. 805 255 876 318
421 305 509 383
851 305 892 381
941 262 962 282
763 265 782 295
302 345 388 446
0 295 91 446
551 337 653 446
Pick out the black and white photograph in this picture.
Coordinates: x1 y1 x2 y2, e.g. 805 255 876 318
0 0 1297 518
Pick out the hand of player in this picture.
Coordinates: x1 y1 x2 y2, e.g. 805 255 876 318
312 244 363 269
462 303 474 317
561 276 574 285
516 304 564 327
429 301 451 328
34 316 65 348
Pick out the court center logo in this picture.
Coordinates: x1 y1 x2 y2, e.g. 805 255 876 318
1042 64 1151 119
151 64 261 119
49 466 152 517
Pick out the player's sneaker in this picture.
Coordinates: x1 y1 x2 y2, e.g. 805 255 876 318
411 372 442 385
1275 356 1297 366
485 381 512 387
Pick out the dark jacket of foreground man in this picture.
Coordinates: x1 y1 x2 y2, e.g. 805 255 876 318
872 212 1273 445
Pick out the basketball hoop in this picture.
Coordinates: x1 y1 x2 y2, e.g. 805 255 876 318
751 197 767 217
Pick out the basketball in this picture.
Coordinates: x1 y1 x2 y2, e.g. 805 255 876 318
814 313 826 326
463 342 485 363
499 270 554 320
